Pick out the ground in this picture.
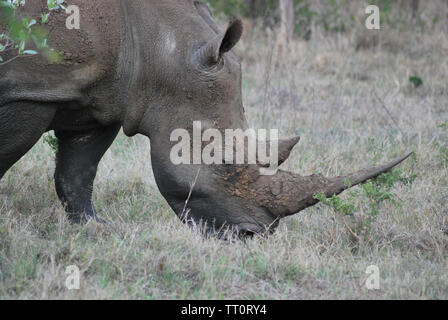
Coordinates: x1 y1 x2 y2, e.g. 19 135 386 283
0 3 447 299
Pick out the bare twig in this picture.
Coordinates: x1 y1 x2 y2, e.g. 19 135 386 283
180 168 201 221
0 54 20 66
372 88 404 136
343 216 361 243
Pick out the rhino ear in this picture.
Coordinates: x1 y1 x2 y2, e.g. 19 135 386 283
219 19 243 55
193 19 243 68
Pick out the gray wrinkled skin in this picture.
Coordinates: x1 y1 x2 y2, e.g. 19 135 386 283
0 0 411 236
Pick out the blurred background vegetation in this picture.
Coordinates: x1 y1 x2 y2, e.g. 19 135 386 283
204 0 444 38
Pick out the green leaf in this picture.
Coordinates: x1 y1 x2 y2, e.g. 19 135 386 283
18 40 25 53
28 19 37 28
23 49 37 55
44 132 59 153
46 48 62 63
409 76 423 88
41 13 50 24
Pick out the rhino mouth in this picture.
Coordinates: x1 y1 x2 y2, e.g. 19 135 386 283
167 192 276 237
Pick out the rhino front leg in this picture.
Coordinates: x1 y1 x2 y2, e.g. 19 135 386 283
54 125 120 223
0 102 56 180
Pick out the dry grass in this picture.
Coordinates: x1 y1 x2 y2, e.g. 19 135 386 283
1 1 448 299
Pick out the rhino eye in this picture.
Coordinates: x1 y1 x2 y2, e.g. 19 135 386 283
198 56 225 73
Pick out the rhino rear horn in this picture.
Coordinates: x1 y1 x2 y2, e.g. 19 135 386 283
278 136 300 166
258 136 300 167
193 19 243 68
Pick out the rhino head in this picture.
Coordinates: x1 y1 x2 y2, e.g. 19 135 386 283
125 2 411 236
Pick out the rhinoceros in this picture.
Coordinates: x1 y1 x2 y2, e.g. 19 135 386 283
0 0 411 236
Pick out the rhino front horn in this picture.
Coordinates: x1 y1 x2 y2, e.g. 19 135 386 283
192 19 243 68
252 152 414 219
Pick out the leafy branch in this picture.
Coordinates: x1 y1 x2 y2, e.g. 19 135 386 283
314 168 416 242
0 0 66 66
